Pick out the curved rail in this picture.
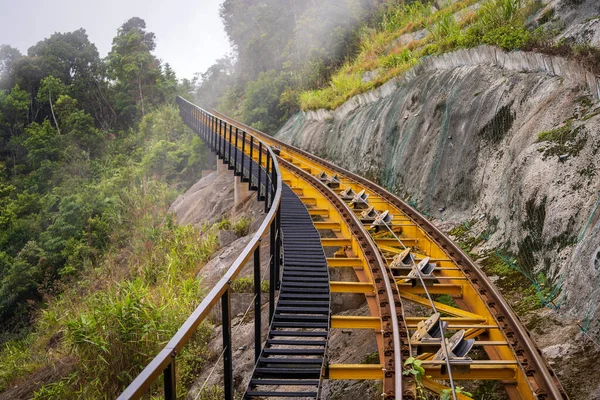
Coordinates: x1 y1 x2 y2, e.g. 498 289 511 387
117 97 282 399
211 109 568 399
279 158 406 398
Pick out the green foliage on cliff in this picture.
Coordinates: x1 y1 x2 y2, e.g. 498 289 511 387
194 0 385 132
299 0 545 110
195 0 558 126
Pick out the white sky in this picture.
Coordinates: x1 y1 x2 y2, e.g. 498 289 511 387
0 0 231 80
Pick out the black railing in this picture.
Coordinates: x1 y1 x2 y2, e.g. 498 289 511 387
117 97 282 400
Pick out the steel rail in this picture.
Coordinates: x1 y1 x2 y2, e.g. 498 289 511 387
315 173 459 399
210 109 568 399
279 158 405 399
117 98 282 400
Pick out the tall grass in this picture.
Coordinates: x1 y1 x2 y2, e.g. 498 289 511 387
0 106 221 398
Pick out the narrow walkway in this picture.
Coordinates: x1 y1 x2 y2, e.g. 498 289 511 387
244 185 330 399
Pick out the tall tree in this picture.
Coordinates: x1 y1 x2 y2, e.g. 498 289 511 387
27 29 115 129
0 45 23 90
107 17 163 125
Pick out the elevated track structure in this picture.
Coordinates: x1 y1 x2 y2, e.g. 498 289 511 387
117 97 568 400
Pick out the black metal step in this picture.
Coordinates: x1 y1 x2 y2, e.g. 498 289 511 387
271 321 329 329
254 368 321 378
245 184 330 399
278 301 330 307
276 307 330 314
245 391 318 397
258 357 323 365
268 331 328 338
262 348 325 356
249 379 320 386
279 293 330 300
266 339 327 346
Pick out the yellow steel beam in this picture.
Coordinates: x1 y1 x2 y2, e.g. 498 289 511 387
396 276 468 281
308 208 329 216
321 238 352 247
378 244 410 255
328 364 383 380
411 340 508 347
375 238 419 246
422 378 473 400
398 283 463 296
327 257 363 267
299 196 317 205
313 222 341 230
400 292 485 320
330 281 374 294
331 316 381 329
405 318 497 328
423 364 518 380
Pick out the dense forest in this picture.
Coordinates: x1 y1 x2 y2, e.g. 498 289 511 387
0 17 197 324
194 0 388 132
0 17 220 398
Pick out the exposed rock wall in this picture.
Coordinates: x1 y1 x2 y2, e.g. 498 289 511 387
276 46 600 332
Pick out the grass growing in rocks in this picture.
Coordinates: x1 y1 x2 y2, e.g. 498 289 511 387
299 0 550 111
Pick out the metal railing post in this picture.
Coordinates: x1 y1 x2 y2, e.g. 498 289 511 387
212 117 217 151
241 131 247 182
228 124 234 169
264 153 271 213
218 120 223 158
254 246 262 362
258 142 263 200
222 289 233 400
234 127 240 176
249 136 254 190
164 359 176 400
221 121 227 164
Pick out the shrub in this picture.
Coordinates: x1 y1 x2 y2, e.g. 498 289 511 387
233 217 252 236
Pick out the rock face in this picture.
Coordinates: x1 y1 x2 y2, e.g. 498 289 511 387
276 45 600 334
170 170 235 227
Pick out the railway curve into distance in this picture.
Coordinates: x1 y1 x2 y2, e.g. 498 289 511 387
117 97 568 400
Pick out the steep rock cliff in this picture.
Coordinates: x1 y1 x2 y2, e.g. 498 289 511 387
276 45 600 335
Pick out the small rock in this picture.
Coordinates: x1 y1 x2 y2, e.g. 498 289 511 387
542 343 572 359
219 230 238 247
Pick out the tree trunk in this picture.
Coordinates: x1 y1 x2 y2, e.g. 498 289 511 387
49 89 61 135
138 75 145 116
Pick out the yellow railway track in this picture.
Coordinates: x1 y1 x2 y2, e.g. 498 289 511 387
208 109 568 400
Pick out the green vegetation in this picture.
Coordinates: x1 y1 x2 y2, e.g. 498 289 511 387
536 119 587 158
193 0 598 130
451 217 564 314
230 276 269 293
299 0 543 110
441 387 473 399
360 350 380 364
0 17 219 398
217 216 253 236
403 356 426 399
